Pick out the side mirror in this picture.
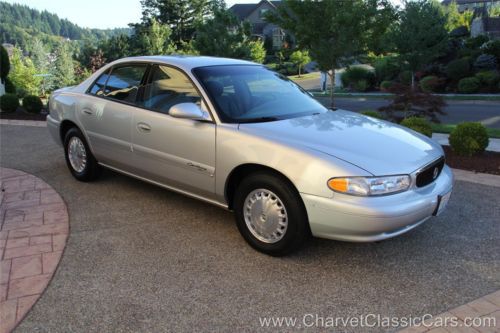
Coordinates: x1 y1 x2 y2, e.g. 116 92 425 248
168 103 207 121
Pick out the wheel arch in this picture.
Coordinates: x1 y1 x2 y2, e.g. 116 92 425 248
224 163 302 211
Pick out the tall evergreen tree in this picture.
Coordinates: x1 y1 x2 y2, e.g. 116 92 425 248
52 42 75 88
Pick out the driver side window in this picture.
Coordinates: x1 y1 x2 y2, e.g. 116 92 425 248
140 65 201 114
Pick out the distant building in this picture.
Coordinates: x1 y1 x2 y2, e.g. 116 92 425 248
229 0 287 50
441 0 500 13
471 16 500 38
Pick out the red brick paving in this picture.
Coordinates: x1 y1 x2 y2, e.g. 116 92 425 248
0 167 68 333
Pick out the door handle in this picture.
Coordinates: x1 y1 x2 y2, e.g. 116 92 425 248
83 109 93 115
137 123 151 132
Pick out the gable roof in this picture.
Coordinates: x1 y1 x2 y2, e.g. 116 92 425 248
229 0 282 21
229 3 257 20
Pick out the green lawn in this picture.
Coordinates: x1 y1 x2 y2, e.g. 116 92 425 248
431 124 500 139
288 72 320 81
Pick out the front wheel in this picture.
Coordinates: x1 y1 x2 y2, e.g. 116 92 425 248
64 127 100 181
234 172 309 256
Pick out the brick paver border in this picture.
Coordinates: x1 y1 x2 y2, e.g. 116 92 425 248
0 167 69 333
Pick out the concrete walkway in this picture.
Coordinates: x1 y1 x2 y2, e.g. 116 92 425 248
432 133 500 153
0 168 69 333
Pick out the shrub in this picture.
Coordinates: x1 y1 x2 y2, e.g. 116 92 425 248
22 95 43 114
4 77 16 94
400 117 433 137
380 80 393 91
475 71 500 91
473 54 497 71
445 58 471 81
361 110 385 119
419 75 441 93
0 93 20 113
398 70 412 85
374 56 400 82
341 66 375 91
465 35 489 49
482 40 500 63
458 77 480 93
449 122 489 156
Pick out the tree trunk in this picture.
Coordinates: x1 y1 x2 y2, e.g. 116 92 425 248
411 71 415 91
298 66 301 77
329 70 336 109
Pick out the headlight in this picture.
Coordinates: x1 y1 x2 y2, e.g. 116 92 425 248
328 175 411 196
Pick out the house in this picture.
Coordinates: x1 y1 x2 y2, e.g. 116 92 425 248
471 16 500 38
229 0 286 50
441 0 500 13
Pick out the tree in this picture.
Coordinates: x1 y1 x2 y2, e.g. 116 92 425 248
8 47 41 96
249 40 266 64
99 34 131 62
30 38 49 73
269 0 395 107
392 0 448 90
52 42 75 88
131 18 176 55
89 49 106 73
289 50 311 77
1 45 9 84
139 0 225 45
194 9 254 59
444 1 473 31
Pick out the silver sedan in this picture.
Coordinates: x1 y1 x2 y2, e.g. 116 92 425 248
47 56 453 256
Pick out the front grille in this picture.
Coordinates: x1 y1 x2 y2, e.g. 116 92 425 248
416 157 445 187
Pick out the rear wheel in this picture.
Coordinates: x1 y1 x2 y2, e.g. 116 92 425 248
234 172 308 256
64 127 100 181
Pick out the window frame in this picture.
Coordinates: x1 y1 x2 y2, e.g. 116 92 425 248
85 61 215 123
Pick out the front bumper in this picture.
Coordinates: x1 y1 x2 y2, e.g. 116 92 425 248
302 165 454 242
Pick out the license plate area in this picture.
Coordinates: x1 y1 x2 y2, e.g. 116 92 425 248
433 191 452 216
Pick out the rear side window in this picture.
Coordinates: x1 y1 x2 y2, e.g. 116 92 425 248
89 70 110 96
101 65 147 103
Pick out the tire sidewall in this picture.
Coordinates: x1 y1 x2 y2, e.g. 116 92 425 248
64 127 95 181
234 172 308 256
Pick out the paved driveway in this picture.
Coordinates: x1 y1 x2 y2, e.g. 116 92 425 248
1 124 499 332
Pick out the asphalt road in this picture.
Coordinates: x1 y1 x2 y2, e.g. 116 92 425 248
1 125 499 333
314 97 500 129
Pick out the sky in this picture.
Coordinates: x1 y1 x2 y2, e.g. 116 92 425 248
3 0 404 29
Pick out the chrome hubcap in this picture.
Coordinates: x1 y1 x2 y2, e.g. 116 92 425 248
243 189 288 243
68 137 87 173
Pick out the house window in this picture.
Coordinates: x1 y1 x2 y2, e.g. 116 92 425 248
272 28 284 49
259 8 268 18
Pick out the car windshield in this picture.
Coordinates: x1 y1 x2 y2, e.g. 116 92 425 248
193 65 327 123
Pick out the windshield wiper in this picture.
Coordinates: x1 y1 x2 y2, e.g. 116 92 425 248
237 116 280 123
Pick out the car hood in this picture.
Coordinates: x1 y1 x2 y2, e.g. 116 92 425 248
238 110 443 176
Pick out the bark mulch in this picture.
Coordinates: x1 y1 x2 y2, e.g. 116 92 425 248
443 145 500 175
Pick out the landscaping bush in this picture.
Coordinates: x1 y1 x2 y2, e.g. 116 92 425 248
482 40 500 63
380 80 393 92
22 95 43 114
419 75 441 93
400 117 433 137
475 71 500 91
445 58 471 81
373 56 400 82
458 77 480 93
361 110 385 119
341 66 375 91
449 122 489 156
398 70 412 85
464 35 489 49
473 54 497 71
4 77 16 94
0 93 20 113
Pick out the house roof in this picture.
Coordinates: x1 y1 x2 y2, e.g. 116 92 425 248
229 0 282 21
442 0 498 5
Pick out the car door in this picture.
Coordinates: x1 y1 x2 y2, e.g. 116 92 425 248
79 63 148 170
131 64 216 198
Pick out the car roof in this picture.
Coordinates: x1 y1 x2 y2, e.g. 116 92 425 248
109 55 259 71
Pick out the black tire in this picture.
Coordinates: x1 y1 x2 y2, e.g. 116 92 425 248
63 127 100 181
234 172 309 256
